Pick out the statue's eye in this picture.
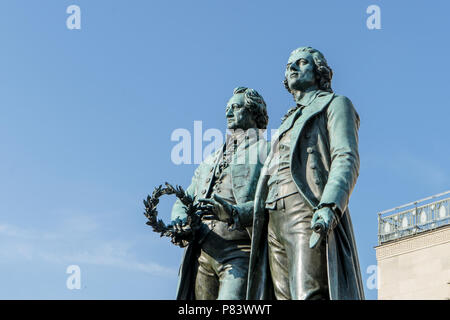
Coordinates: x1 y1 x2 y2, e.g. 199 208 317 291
299 59 308 65
233 103 242 109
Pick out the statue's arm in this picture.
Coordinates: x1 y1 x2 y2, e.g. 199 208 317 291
170 167 199 222
319 95 360 216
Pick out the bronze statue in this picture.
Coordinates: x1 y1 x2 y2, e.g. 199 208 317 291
247 47 365 300
171 87 269 300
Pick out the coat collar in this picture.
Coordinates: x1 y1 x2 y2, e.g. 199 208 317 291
289 90 335 148
294 89 321 107
278 90 327 140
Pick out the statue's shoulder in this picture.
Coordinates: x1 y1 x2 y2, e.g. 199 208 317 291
326 93 359 122
328 93 354 109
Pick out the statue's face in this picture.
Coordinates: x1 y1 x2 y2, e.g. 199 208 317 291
285 50 317 92
225 93 256 130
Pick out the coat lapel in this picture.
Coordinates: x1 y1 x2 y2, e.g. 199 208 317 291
201 146 223 196
277 107 303 140
289 92 335 157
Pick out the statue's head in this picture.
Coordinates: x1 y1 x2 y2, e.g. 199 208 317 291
226 87 268 130
283 47 333 94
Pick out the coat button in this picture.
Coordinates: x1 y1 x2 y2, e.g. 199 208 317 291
310 163 316 169
305 133 311 139
206 178 211 183
314 178 320 185
201 189 206 194
307 147 314 154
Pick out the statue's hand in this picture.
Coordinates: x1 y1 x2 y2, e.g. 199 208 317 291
309 207 338 249
198 195 235 225
171 219 197 248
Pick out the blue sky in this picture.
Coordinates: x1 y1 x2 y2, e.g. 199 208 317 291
0 0 449 299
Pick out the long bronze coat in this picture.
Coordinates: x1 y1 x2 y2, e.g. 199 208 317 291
247 91 365 300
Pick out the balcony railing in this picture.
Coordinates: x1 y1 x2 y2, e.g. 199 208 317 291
377 191 450 245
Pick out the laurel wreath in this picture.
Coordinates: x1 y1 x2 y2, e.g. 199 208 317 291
143 182 201 241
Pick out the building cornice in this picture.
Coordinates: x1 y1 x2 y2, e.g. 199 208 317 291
375 225 450 260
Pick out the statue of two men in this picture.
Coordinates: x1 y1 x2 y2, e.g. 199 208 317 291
168 47 364 300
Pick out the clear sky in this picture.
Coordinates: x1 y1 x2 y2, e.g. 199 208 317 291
0 0 449 300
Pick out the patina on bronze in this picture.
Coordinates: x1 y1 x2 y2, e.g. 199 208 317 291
247 47 365 300
171 87 269 300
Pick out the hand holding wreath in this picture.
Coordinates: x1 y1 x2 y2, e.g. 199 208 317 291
143 182 203 247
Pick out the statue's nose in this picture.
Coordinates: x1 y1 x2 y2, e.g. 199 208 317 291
226 107 233 117
289 62 299 71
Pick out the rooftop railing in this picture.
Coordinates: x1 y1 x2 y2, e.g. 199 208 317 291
377 191 450 245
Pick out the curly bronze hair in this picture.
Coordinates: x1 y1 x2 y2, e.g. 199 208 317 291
283 47 333 93
232 86 269 129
